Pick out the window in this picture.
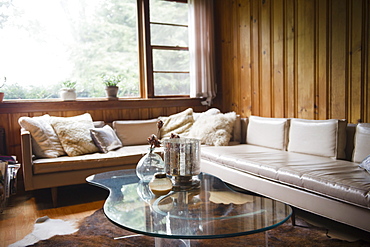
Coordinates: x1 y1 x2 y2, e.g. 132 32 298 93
149 0 189 96
0 0 189 100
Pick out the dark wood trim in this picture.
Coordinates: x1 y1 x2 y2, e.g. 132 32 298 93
153 71 189 74
143 0 155 98
137 0 147 98
151 45 189 51
0 98 204 114
150 22 188 28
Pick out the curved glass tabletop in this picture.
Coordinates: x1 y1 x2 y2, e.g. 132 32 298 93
86 169 292 240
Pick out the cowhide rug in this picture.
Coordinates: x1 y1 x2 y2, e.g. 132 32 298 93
13 209 370 247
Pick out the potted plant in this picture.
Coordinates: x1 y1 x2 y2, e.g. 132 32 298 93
101 74 123 99
60 80 77 101
0 77 5 103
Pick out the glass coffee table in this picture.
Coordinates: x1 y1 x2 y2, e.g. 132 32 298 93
87 169 292 246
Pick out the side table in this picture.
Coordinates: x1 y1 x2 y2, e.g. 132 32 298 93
0 162 21 213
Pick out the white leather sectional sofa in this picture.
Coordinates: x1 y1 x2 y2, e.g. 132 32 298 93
200 116 370 233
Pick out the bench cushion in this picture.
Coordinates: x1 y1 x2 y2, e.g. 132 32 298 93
32 145 157 174
201 145 370 209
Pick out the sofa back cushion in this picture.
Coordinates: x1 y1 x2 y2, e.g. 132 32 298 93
353 123 370 163
287 119 338 158
113 119 158 146
246 116 289 150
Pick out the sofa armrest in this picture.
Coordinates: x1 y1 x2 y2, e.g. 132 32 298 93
20 129 34 190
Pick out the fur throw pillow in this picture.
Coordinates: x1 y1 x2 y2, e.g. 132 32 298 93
188 112 237 146
18 114 66 158
50 113 99 156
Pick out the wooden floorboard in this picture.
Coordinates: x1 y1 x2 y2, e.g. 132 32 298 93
0 183 108 247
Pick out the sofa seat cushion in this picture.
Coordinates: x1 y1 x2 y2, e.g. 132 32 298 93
33 145 158 174
201 145 370 209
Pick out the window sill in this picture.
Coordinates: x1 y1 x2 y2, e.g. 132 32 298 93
0 97 204 114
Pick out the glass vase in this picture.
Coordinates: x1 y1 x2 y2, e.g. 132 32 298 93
136 148 165 182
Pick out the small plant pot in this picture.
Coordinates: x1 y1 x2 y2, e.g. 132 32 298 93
0 92 4 103
105 86 119 99
60 88 77 101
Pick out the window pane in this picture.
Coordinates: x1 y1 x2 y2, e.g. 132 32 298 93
153 50 189 72
154 73 189 96
150 0 188 25
0 0 139 99
151 23 188 47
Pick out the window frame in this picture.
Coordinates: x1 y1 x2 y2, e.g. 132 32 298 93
138 0 190 99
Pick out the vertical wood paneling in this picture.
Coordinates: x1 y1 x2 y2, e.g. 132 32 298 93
239 0 252 117
214 0 370 123
316 0 328 119
330 0 348 119
297 0 315 119
231 0 241 113
284 0 296 118
272 0 284 118
219 0 233 111
251 0 260 116
366 0 370 123
260 0 272 117
349 0 363 123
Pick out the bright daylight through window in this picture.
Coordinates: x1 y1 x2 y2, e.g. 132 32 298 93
0 0 189 100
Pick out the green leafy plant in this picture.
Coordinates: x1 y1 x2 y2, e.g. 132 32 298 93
101 74 123 87
0 77 5 89
61 80 77 89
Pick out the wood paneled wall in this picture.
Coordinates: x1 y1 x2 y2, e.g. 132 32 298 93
0 99 207 163
213 0 370 123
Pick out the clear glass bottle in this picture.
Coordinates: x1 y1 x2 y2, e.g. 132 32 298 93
136 148 165 182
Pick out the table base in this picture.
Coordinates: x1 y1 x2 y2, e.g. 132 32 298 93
155 237 190 247
153 232 269 247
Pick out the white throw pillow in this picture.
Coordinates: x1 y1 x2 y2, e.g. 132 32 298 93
188 112 237 146
18 114 66 158
50 113 99 157
353 123 370 163
288 119 338 158
113 119 158 146
246 116 289 150
159 108 194 138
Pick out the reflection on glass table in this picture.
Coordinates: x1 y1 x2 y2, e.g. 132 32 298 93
86 169 292 247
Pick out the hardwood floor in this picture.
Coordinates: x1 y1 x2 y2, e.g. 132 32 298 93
0 183 108 247
2 182 370 247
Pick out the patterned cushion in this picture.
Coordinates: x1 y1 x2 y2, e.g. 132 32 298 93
50 113 99 156
359 155 370 174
